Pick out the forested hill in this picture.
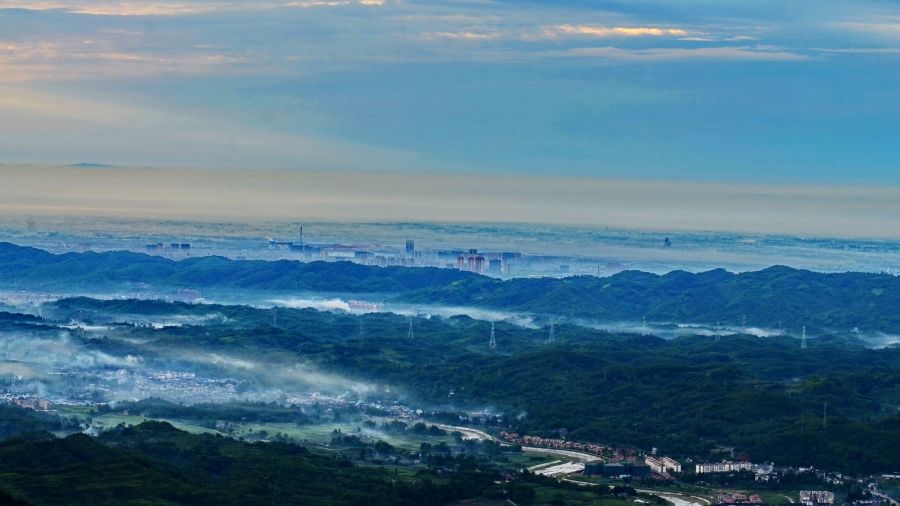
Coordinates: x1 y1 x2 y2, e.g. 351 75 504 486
0 242 474 294
5 241 900 334
393 266 900 334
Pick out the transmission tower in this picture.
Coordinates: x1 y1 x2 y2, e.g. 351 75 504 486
823 402 827 428
642 316 646 336
548 324 556 343
802 326 807 349
742 315 746 333
489 322 496 349
272 307 277 329
715 322 721 342
407 317 414 339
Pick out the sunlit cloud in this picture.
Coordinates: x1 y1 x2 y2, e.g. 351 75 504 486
553 25 690 38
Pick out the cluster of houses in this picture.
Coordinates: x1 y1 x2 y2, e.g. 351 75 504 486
8 396 51 410
499 431 620 458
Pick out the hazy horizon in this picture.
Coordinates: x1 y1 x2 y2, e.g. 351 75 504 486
4 165 900 241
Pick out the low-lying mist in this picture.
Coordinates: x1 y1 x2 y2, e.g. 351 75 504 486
0 322 386 407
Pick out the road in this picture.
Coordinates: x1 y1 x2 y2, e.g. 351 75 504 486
436 424 495 441
635 488 710 506
872 490 899 506
519 446 601 462
559 480 711 506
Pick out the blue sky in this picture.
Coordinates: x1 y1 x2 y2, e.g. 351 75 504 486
1 0 899 182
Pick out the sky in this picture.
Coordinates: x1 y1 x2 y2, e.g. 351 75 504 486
3 165 900 240
1 0 900 183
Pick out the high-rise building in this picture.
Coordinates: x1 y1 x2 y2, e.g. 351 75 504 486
457 255 466 270
488 259 502 275
474 255 485 275
405 240 415 255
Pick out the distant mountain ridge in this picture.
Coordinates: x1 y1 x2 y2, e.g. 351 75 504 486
393 266 900 334
0 242 475 294
2 242 900 334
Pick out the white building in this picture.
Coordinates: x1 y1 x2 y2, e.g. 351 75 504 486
696 461 752 474
800 491 835 505
661 457 682 473
645 457 666 474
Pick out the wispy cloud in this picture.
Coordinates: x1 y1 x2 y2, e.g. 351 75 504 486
0 0 384 15
837 18 900 37
552 25 690 38
419 31 503 41
539 45 808 61
810 47 900 54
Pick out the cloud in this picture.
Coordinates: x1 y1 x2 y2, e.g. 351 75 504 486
419 31 502 41
541 45 808 61
837 19 900 37
810 47 900 54
0 0 384 15
0 38 256 82
551 25 690 38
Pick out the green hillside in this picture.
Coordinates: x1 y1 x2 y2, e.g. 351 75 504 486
0 242 474 294
393 266 900 334
37 298 900 473
0 421 497 506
